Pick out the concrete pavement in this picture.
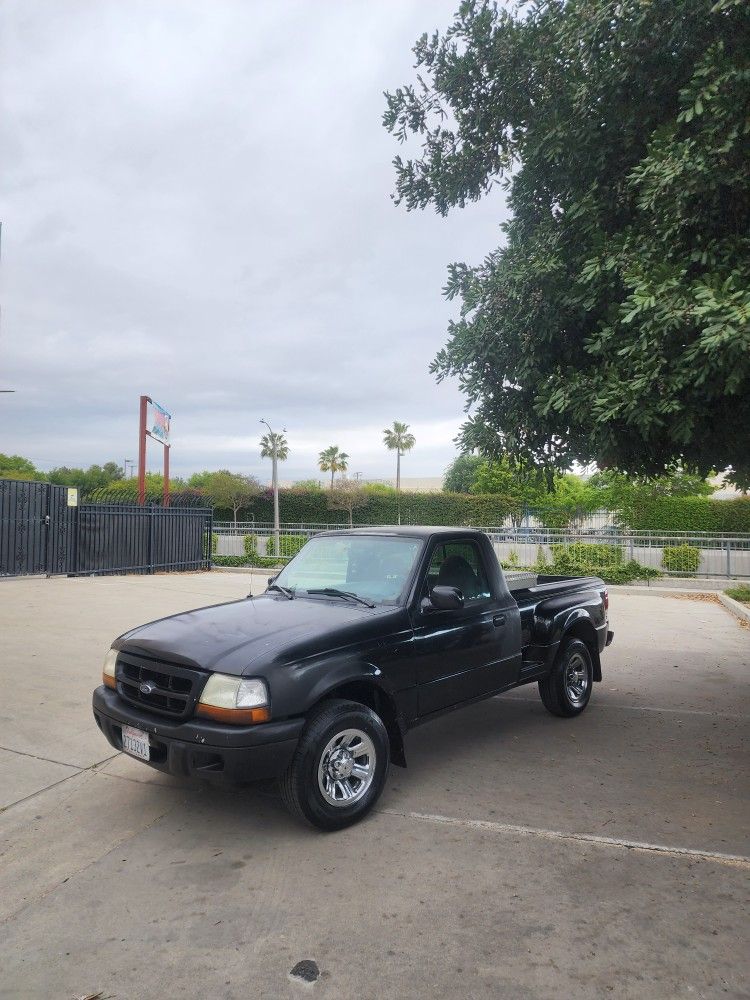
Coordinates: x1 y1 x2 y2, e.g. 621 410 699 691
0 574 748 999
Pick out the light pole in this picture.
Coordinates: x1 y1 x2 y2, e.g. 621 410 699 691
260 419 283 554
123 458 134 479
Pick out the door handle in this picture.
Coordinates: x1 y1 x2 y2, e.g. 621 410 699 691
493 614 505 627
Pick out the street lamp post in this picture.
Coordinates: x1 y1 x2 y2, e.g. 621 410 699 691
260 419 282 555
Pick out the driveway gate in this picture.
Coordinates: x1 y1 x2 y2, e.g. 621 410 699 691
0 478 212 578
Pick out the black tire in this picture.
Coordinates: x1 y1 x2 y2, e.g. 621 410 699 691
279 699 390 831
538 638 593 718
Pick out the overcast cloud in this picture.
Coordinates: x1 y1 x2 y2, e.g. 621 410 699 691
0 0 507 484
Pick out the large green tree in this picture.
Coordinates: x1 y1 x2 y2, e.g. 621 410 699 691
199 470 261 524
0 453 42 481
48 462 123 494
443 453 484 492
384 0 750 487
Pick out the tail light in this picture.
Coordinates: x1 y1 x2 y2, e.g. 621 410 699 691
603 588 609 610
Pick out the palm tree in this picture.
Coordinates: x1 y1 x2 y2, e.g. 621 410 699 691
318 445 349 490
260 423 290 550
382 420 416 493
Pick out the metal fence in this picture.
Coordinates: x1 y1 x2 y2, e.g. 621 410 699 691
212 521 750 578
1 479 212 577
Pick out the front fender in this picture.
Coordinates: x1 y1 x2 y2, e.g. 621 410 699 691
269 652 398 720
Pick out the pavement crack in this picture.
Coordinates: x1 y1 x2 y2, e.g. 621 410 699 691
379 809 750 869
0 752 120 815
0 744 86 770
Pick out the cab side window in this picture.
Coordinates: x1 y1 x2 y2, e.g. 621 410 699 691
426 540 492 603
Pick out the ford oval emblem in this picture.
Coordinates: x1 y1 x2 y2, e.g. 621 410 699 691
139 681 154 695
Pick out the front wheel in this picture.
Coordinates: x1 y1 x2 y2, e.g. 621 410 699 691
538 638 593 717
279 699 390 831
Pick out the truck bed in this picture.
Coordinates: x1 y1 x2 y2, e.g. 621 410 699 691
507 574 607 657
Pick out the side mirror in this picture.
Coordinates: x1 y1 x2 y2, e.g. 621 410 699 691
267 575 277 587
428 585 465 611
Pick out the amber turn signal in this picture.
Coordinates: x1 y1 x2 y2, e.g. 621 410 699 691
194 704 271 725
103 671 117 690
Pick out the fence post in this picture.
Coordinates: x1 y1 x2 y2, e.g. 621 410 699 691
147 506 154 574
726 539 731 578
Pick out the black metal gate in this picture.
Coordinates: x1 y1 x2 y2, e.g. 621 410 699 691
0 479 212 578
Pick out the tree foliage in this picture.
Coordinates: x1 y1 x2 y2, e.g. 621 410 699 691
328 480 370 526
443 454 484 492
259 432 290 463
48 462 124 494
198 470 261 522
384 0 750 487
318 445 350 489
383 420 416 490
0 453 41 480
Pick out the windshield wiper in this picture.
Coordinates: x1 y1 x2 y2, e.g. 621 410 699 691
306 587 375 608
267 583 294 600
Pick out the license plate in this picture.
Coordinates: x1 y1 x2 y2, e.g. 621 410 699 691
122 725 150 761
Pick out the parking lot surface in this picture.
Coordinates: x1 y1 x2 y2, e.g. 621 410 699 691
1 573 748 999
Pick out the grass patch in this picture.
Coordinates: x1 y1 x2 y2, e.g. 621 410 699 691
725 584 750 604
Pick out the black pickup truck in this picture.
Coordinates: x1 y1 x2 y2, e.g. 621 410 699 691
93 527 613 830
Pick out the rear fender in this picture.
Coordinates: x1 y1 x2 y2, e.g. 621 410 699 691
558 610 602 682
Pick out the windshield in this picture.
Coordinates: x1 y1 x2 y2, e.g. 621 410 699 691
272 534 423 606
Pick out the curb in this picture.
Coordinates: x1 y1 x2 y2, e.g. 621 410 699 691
718 593 750 624
609 584 722 597
610 584 750 625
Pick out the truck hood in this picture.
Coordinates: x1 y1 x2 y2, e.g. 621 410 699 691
115 594 403 676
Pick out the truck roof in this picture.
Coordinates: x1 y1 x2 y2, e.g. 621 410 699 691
316 526 485 540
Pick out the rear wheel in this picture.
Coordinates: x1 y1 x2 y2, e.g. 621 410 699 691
279 699 390 831
539 638 593 717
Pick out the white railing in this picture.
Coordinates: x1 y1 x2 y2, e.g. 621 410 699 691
211 523 750 578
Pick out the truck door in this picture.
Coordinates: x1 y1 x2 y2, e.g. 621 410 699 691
411 538 521 717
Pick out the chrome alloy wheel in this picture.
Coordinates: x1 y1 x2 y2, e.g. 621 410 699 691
565 651 590 707
317 728 376 807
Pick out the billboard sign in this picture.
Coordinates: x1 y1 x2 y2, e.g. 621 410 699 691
149 400 171 445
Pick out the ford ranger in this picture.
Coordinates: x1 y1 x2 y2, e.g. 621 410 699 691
92 527 613 830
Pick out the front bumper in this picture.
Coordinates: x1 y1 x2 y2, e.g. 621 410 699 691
92 686 303 783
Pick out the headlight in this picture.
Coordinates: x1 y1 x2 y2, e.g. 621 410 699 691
102 648 118 690
196 674 270 725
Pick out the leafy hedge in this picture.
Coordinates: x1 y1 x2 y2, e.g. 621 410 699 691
213 555 253 567
624 497 750 534
220 488 522 527
88 480 750 534
661 544 701 574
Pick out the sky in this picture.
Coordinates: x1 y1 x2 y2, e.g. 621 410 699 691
0 0 508 485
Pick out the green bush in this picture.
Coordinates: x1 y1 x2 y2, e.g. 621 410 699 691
543 543 659 584
550 542 623 567
236 535 280 567
264 534 307 559
213 555 251 567
661 544 701 574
